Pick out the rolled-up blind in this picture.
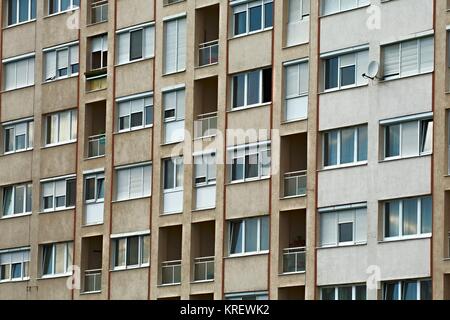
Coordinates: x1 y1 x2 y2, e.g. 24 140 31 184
45 51 56 80
383 44 400 77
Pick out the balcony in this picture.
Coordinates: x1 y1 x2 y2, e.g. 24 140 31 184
195 4 219 68
161 260 181 285
193 257 214 282
194 112 217 139
90 0 108 24
88 134 105 158
282 247 306 274
198 40 219 67
284 170 307 198
84 269 102 293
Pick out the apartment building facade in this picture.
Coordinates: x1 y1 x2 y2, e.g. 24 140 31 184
0 0 448 300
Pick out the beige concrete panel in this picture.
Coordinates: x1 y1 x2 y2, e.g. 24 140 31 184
278 196 307 212
1 87 35 122
225 179 270 219
115 59 154 98
113 129 152 166
40 143 77 178
111 197 151 234
0 151 33 186
41 78 79 114
157 284 182 299
116 0 154 30
110 268 149 300
194 64 219 81
2 23 36 58
228 31 273 74
0 282 29 299
41 14 79 48
278 273 306 288
190 281 215 296
224 254 268 293
36 277 72 299
0 216 31 248
195 0 219 9
38 210 74 243
226 105 271 146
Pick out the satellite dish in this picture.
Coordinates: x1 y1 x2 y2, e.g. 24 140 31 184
363 61 380 80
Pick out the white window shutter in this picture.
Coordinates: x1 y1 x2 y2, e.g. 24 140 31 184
131 98 144 114
45 51 57 80
164 20 177 74
118 32 130 64
70 45 79 66
55 180 66 197
355 208 367 243
288 0 301 22
57 49 69 70
176 89 185 121
420 37 434 73
5 62 16 90
299 62 309 94
401 121 419 157
177 18 187 71
16 59 28 88
143 26 155 58
400 39 418 76
383 44 400 77
285 64 299 98
322 0 339 15
320 212 337 246
356 50 369 85
143 165 151 196
27 58 35 86
119 101 131 117
129 167 143 198
43 182 54 197
117 169 130 200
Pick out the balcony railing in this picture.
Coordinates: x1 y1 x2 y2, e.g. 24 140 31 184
193 256 214 282
83 269 102 293
161 260 181 285
88 134 106 158
284 170 307 198
194 111 218 139
282 247 306 274
90 0 108 24
198 40 219 67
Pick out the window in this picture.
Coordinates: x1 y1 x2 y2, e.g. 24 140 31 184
229 216 269 255
321 284 366 300
323 50 368 91
4 55 35 91
111 234 150 269
90 35 108 70
163 88 185 144
117 24 154 65
0 249 30 282
383 279 431 300
319 204 367 247
383 116 433 159
384 196 432 240
2 183 32 218
323 125 367 168
7 0 36 26
285 61 309 121
286 0 310 46
41 177 76 212
3 120 33 154
232 0 273 36
116 164 151 201
84 173 104 204
163 17 186 74
45 109 77 146
44 43 79 81
117 94 153 132
228 142 271 182
163 157 183 191
194 153 216 187
232 68 272 109
321 0 369 16
41 242 73 277
225 291 269 300
382 36 434 80
48 0 79 15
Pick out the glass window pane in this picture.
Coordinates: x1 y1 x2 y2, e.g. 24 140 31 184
247 71 261 106
42 245 54 275
176 160 183 188
5 128 14 152
385 124 400 158
130 30 143 61
420 280 432 300
260 217 269 251
340 65 356 86
126 236 139 266
385 201 400 238
26 184 32 212
421 196 432 234
3 187 13 216
234 11 247 35
85 178 96 201
384 282 400 300
244 218 258 252
14 186 25 214
245 153 259 179
54 243 66 274
402 199 418 236
59 111 70 142
66 179 76 207
325 57 338 90
340 128 355 164
141 236 150 265
8 0 18 25
232 156 244 181
18 0 29 22
249 5 262 32
11 263 22 279
321 288 336 300
420 120 433 154
230 221 243 254
355 285 367 300
233 74 245 108
401 121 419 157
164 160 175 190
357 126 368 161
338 222 353 243
114 239 126 267
264 2 273 28
338 287 352 300
402 281 418 300
324 131 338 166
97 178 104 200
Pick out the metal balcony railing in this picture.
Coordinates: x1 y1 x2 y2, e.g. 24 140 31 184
161 260 181 285
193 256 214 282
83 269 102 293
282 247 306 274
198 40 219 67
90 0 108 24
284 170 307 198
88 134 106 158
194 111 217 139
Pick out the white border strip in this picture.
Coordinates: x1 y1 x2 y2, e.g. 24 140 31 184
283 57 309 67
116 21 155 34
162 12 186 22
319 202 367 213
2 116 34 126
43 40 79 53
162 83 185 92
115 161 152 171
40 174 76 183
110 230 151 239
320 44 369 58
116 91 153 103
379 112 433 126
3 52 35 64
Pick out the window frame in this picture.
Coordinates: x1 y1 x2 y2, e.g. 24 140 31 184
231 0 274 37
383 196 432 241
117 94 154 133
231 68 272 110
382 279 431 300
6 0 36 26
47 0 80 16
228 216 269 257
84 173 105 204
1 183 32 218
3 55 35 91
163 157 184 193
90 34 108 71
41 177 76 213
115 164 152 201
228 142 271 183
320 284 367 300
3 120 33 154
116 24 155 65
111 234 150 270
0 249 30 283
321 0 370 16
194 152 217 187
40 242 73 278
44 109 77 147
44 43 79 82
